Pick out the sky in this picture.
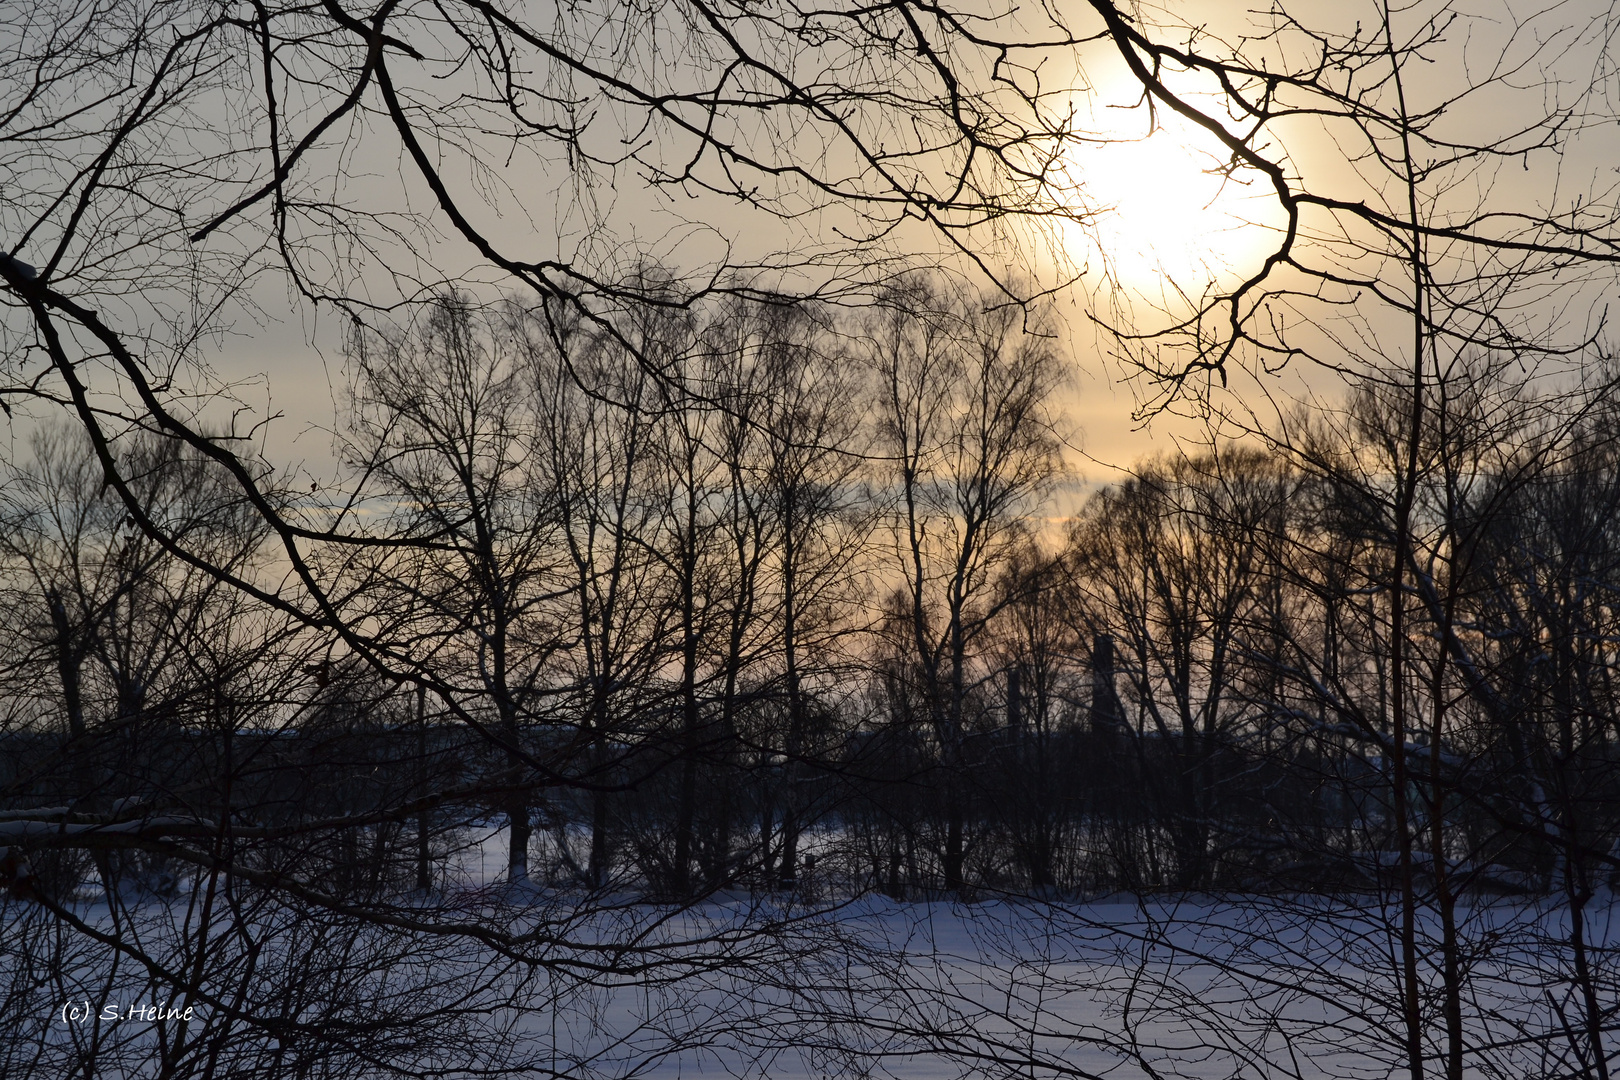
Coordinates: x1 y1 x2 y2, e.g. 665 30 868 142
29 0 1610 502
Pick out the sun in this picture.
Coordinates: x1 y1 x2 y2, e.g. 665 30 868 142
1050 111 1282 302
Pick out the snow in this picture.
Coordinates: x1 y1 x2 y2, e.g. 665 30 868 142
7 828 1616 1079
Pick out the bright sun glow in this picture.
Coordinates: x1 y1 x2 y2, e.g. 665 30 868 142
1052 111 1282 301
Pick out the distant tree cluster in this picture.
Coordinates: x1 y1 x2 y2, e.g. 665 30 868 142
7 282 1620 907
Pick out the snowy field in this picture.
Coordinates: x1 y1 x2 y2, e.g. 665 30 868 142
7 830 1614 1079
564 894 1613 1080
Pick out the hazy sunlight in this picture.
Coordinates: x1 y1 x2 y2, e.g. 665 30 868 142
1053 110 1281 303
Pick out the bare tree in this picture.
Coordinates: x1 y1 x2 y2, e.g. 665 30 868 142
750 301 873 891
867 277 1065 894
0 426 278 895
342 293 565 888
520 300 671 889
1064 448 1294 890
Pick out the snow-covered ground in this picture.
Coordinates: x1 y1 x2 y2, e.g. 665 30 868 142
8 830 1616 1079
582 893 1613 1079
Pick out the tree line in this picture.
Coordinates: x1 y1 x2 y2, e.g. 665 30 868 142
7 282 1619 917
